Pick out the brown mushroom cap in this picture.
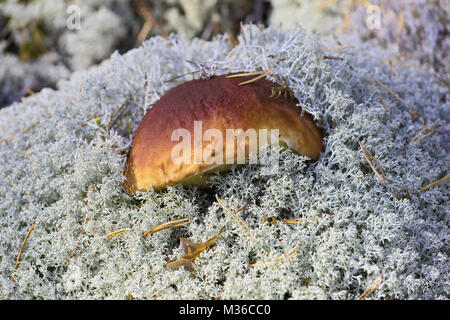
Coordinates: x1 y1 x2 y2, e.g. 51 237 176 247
124 74 323 192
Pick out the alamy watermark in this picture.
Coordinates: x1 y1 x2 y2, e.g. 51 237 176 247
366 5 381 30
66 4 81 30
171 121 280 175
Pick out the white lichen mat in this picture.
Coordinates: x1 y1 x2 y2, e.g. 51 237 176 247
0 26 448 299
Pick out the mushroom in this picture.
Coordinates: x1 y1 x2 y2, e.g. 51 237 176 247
124 74 323 192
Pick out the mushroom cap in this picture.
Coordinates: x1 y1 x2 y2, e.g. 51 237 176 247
124 74 323 192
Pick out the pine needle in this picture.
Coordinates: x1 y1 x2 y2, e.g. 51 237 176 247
420 173 450 192
225 30 239 47
370 76 405 105
106 228 130 239
25 88 36 96
249 241 301 267
263 216 326 225
226 71 265 78
396 11 405 43
11 221 36 281
67 215 90 267
405 187 412 200
356 0 375 8
240 22 247 46
408 121 444 146
380 53 404 64
238 67 274 86
216 195 254 243
142 218 191 238
369 79 391 113
132 0 167 39
323 45 355 51
136 19 153 47
1 121 38 144
316 0 339 11
1 114 52 144
408 121 438 145
359 142 387 183
357 276 384 300
305 276 311 288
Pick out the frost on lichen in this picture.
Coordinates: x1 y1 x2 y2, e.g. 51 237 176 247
0 26 448 299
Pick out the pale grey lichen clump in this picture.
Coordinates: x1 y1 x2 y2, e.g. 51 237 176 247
0 26 448 299
0 45 70 109
1 0 133 70
0 0 249 108
269 0 450 77
0 0 134 108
